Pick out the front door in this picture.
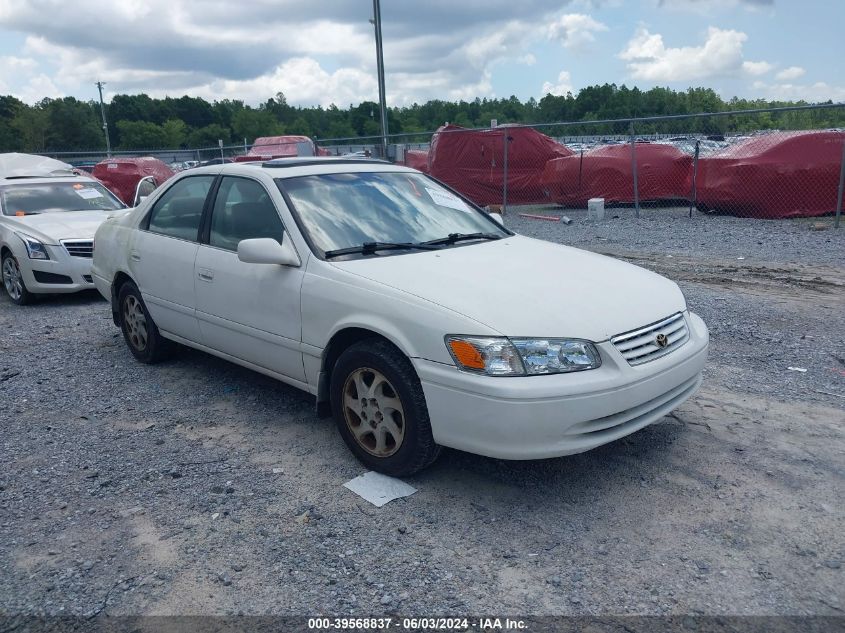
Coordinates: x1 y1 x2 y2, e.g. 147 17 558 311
129 174 214 342
194 176 305 382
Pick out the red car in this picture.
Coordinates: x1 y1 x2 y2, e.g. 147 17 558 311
92 157 174 206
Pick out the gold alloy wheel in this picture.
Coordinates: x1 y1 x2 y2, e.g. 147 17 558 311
123 295 148 351
342 367 406 457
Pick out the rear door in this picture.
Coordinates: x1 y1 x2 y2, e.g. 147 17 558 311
194 175 306 382
129 174 214 342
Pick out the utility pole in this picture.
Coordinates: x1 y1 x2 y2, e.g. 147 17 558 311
95 81 112 157
371 0 388 158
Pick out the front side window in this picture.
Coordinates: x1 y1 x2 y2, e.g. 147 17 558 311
277 171 508 256
146 175 213 241
208 177 284 251
0 181 125 216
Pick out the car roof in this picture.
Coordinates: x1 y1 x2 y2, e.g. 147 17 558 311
0 174 102 186
186 157 417 180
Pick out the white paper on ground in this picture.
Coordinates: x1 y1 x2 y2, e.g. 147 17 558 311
343 471 417 507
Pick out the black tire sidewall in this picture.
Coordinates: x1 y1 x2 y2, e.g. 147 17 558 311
330 341 436 475
117 282 165 363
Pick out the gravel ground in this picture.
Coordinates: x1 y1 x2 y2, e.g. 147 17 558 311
0 211 843 620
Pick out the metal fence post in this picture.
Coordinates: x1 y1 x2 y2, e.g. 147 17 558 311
502 133 511 215
689 140 700 218
630 121 640 218
836 139 845 229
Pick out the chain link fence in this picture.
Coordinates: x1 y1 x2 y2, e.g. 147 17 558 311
316 104 845 227
38 142 256 171
34 104 845 226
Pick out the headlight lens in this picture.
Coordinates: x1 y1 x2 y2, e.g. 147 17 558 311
446 336 601 376
446 336 524 376
15 232 49 260
510 338 601 374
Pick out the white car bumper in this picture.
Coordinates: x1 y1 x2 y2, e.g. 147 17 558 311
415 311 709 460
19 243 95 294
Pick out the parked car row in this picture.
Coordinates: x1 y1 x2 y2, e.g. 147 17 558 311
403 128 845 218
2 155 708 475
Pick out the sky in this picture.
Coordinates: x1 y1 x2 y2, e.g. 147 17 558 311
0 0 842 108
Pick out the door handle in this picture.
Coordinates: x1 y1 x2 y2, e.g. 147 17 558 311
197 268 214 282
130 251 141 262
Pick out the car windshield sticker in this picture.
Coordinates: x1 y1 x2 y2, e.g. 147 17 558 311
107 163 118 169
75 187 104 200
425 187 470 212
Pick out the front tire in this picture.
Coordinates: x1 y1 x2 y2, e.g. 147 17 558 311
2 252 34 305
117 281 173 363
330 338 441 476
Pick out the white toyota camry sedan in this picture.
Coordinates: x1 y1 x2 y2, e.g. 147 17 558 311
92 158 708 475
1 171 127 305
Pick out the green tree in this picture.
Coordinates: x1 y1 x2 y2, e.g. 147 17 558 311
186 123 231 147
116 120 168 149
232 108 284 143
11 105 49 151
161 119 188 147
0 95 25 150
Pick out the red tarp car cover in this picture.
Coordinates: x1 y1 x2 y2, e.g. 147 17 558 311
403 149 429 173
696 131 845 218
234 135 320 162
427 124 573 206
541 143 692 207
92 157 174 206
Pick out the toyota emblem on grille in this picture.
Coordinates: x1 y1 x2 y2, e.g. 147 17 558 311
655 333 669 348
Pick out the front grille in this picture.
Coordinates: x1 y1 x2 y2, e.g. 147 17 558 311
61 240 93 258
611 312 689 366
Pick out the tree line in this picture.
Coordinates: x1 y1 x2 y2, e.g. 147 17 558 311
1 84 842 152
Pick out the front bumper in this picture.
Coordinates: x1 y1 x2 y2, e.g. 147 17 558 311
415 311 709 460
18 243 95 294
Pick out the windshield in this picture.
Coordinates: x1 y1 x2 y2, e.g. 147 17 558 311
0 181 126 216
277 171 509 256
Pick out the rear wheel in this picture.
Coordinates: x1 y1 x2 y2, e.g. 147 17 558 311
117 281 173 363
330 338 441 476
2 253 34 305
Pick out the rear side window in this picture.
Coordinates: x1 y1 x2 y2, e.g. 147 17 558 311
147 176 213 241
208 177 284 251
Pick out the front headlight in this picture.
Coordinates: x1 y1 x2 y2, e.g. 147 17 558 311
446 336 601 376
510 338 601 374
15 232 50 260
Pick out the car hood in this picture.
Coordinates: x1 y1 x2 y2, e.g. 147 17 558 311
2 211 112 243
331 235 686 342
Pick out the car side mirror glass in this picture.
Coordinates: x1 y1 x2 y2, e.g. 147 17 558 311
237 236 301 267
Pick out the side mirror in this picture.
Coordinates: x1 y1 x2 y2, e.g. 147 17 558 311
133 176 157 207
488 212 504 226
237 236 301 267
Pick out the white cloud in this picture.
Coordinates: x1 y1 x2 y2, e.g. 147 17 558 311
655 0 774 12
741 60 773 76
0 0 576 106
752 80 845 103
775 66 806 81
0 55 63 103
541 71 574 97
619 25 773 82
547 14 608 50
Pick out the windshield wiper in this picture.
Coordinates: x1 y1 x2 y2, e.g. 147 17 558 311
420 232 503 247
324 241 440 259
